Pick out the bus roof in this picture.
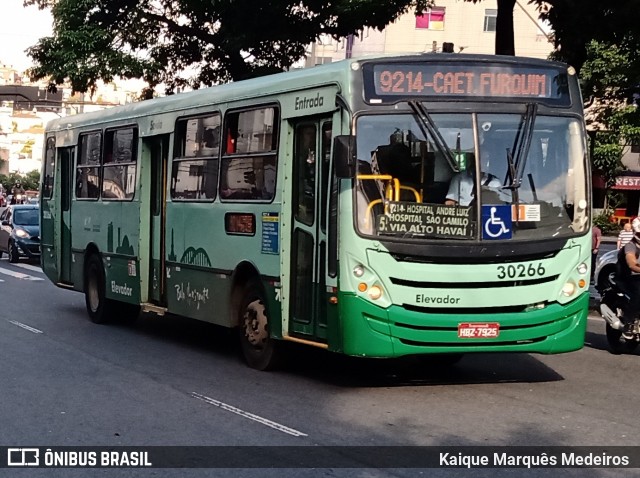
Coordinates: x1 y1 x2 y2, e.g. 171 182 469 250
46 53 569 132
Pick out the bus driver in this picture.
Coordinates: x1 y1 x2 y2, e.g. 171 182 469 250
444 155 501 206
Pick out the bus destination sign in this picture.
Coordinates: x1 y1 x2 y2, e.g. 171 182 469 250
365 63 568 103
377 202 473 239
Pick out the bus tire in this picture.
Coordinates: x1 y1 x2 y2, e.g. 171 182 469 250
84 254 116 324
238 282 280 371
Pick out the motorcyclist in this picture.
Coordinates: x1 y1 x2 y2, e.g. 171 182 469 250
11 182 25 204
617 216 640 339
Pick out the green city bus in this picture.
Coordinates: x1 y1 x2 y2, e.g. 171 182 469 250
40 53 591 370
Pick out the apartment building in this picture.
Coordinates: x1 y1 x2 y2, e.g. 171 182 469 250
0 63 140 174
306 0 553 66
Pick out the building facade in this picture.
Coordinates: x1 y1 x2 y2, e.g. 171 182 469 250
0 61 140 176
305 0 553 67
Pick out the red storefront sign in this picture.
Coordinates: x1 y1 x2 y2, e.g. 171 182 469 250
613 176 640 190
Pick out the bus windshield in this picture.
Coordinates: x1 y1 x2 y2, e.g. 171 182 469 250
355 111 588 242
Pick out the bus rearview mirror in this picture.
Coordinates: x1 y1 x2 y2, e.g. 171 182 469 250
333 135 356 178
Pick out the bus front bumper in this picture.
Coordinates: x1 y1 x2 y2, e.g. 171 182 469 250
338 292 589 357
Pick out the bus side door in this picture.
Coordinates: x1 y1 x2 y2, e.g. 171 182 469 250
144 135 170 305
59 146 74 284
288 119 333 341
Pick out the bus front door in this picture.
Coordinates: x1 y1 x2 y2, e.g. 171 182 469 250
288 119 333 342
59 147 74 284
146 135 169 305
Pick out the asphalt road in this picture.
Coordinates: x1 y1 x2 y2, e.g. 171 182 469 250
0 255 636 478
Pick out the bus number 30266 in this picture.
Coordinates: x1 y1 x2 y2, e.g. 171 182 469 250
496 263 546 279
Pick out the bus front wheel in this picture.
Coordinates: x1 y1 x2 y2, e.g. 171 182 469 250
84 254 116 324
238 282 280 371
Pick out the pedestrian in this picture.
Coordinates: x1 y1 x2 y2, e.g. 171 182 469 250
617 221 634 250
591 224 602 283
615 217 640 339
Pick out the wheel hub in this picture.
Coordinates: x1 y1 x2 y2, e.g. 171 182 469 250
243 299 268 347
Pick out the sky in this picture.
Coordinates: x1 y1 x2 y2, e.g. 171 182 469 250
0 0 53 71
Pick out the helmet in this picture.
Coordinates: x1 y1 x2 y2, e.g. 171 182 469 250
632 217 640 241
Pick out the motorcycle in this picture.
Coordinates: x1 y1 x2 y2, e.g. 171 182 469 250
599 278 640 354
10 193 24 205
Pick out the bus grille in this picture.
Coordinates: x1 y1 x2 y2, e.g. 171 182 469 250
390 275 559 289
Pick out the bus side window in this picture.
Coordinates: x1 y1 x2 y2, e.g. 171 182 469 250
42 137 56 199
76 131 101 200
102 127 137 200
220 106 279 201
293 124 317 225
171 114 220 201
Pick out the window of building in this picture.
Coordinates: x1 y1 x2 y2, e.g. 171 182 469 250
171 113 221 201
416 7 446 30
76 131 101 199
484 9 497 32
102 127 137 200
220 106 278 201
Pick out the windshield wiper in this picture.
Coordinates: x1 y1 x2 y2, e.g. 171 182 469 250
408 100 459 172
513 103 538 188
501 104 537 222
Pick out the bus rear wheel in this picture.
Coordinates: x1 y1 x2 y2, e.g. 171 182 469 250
238 282 280 371
84 254 116 324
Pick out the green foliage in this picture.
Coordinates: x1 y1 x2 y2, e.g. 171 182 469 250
0 170 41 192
593 212 620 236
592 137 623 187
577 40 640 190
533 0 640 74
25 0 433 95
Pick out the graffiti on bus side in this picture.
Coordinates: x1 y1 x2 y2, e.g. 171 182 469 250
175 282 209 310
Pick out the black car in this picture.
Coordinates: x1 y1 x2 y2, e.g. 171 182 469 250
0 204 40 262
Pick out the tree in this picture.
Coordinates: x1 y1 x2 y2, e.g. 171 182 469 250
579 39 640 212
24 170 41 191
0 171 40 192
464 0 516 56
533 0 640 73
25 0 433 97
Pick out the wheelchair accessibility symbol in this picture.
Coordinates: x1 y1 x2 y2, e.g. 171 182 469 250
482 205 512 240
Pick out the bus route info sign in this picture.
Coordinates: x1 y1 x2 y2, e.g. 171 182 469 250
261 212 279 254
376 202 472 239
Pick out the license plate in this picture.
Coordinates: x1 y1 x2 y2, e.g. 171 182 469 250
458 322 500 338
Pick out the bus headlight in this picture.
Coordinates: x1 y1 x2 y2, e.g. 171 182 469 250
347 254 391 307
561 281 576 297
576 262 588 275
367 285 383 301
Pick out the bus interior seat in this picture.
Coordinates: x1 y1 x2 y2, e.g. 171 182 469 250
421 182 450 204
357 160 385 210
375 143 419 200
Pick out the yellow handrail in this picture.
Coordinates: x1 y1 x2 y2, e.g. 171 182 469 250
356 174 400 202
399 185 422 202
365 199 383 227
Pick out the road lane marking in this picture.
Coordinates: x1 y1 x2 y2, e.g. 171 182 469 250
8 320 43 334
0 267 44 281
191 392 307 437
14 263 43 273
